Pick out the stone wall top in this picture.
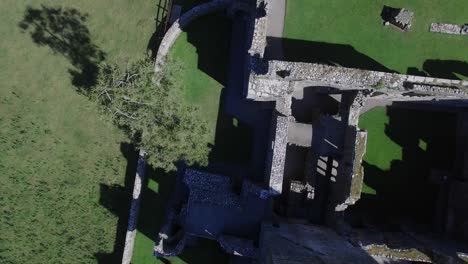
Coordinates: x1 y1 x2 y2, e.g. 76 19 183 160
430 23 468 35
265 114 290 195
248 59 468 101
248 0 269 57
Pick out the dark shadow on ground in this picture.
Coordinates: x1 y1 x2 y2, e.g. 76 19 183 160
181 13 259 175
407 60 468 80
146 0 170 58
128 11 247 264
291 87 340 123
265 37 396 73
347 105 457 228
95 142 138 263
19 5 106 90
183 14 232 85
423 60 468 80
208 90 254 167
130 165 229 263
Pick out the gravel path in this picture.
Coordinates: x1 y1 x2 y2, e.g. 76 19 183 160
264 0 286 59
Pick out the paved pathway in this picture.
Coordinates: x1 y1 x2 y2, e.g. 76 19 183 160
360 99 393 114
266 0 285 38
264 0 286 59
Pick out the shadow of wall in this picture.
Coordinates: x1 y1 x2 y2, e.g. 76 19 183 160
146 0 171 59
183 13 232 86
95 143 138 263
347 105 457 228
266 37 396 73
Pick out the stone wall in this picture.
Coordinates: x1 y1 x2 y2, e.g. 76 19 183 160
248 60 468 101
430 23 468 35
154 0 232 71
264 113 291 195
248 0 269 58
260 222 377 264
246 10 468 102
318 91 369 229
122 150 147 264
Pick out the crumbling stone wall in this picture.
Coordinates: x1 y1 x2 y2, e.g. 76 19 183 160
248 60 468 101
430 23 468 35
246 12 468 102
248 0 269 58
325 91 369 228
154 0 233 71
122 150 147 264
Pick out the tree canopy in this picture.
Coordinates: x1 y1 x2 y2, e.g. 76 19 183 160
91 59 210 171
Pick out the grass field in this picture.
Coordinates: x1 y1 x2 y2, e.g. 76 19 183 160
357 106 457 223
358 107 402 194
0 0 167 263
284 0 467 78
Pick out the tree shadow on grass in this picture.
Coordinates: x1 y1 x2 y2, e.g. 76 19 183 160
347 105 457 228
19 5 105 90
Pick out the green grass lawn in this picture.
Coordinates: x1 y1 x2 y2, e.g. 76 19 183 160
284 0 467 78
357 106 457 223
358 107 402 194
0 0 159 263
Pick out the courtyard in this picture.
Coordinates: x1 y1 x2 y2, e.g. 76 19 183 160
283 0 467 79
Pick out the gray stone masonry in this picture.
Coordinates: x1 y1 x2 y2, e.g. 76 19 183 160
394 9 414 29
184 169 242 209
265 113 291 195
218 235 258 258
326 91 368 227
430 23 468 35
248 60 468 101
260 222 377 264
248 0 269 58
122 150 147 264
155 0 233 71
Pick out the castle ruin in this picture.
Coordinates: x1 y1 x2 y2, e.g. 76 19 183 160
153 0 468 263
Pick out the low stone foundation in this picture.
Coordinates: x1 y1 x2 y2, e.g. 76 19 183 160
430 23 468 35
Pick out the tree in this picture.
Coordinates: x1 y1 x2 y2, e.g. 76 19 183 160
91 59 210 171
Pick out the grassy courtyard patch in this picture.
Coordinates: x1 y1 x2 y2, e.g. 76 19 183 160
356 106 457 224
358 107 402 194
284 0 467 78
